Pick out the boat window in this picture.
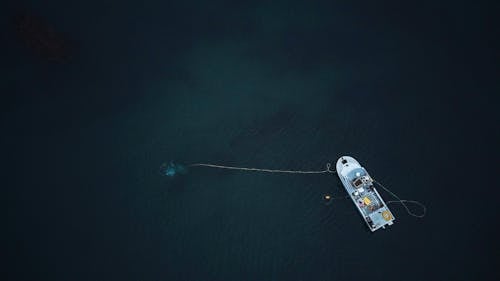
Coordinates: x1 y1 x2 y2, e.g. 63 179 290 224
354 179 363 186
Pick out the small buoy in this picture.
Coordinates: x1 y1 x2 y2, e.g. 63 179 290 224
323 194 333 205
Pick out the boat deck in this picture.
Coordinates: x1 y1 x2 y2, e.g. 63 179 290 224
336 156 395 232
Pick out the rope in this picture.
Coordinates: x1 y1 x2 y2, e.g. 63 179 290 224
188 162 336 174
185 162 425 218
373 179 426 218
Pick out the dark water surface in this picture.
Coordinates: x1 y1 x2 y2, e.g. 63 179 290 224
2 0 498 280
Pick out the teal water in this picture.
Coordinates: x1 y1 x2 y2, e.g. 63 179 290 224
2 0 497 280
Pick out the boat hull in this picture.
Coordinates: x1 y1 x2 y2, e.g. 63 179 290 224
336 156 395 232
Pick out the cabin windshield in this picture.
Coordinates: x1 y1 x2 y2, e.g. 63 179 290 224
353 178 363 187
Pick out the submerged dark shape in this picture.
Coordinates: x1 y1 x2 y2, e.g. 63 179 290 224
159 161 188 178
12 10 74 63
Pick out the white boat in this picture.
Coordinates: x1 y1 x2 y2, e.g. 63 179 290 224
336 156 395 232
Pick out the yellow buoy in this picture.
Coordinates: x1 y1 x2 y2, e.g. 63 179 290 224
323 194 333 206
